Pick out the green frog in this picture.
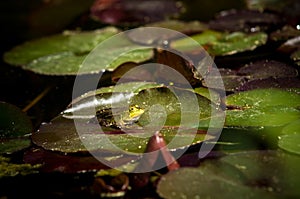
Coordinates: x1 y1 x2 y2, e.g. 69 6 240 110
94 105 145 129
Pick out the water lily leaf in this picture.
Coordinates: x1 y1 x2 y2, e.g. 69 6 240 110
90 0 183 25
209 9 283 33
34 82 219 154
0 156 40 178
207 32 268 56
157 161 272 199
4 27 119 66
281 119 300 135
225 89 300 127
278 134 300 155
145 20 208 35
157 150 300 199
237 77 300 91
171 30 267 56
32 116 208 154
238 60 298 80
0 102 32 138
0 102 32 154
23 147 113 173
221 150 300 197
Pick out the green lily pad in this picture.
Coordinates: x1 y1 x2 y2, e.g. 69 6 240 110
145 20 208 35
281 119 300 135
225 89 300 127
34 82 219 154
0 102 32 154
157 151 300 199
278 134 300 155
208 32 268 56
4 27 119 66
4 27 154 75
171 30 267 56
32 116 209 154
0 102 32 138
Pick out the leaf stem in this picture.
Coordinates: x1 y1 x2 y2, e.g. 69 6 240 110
22 85 52 112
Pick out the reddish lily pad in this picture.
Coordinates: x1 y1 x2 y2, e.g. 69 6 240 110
90 0 183 25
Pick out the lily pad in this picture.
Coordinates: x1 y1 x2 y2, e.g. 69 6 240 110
157 150 300 199
171 30 268 56
0 102 32 154
270 25 300 42
209 9 283 33
4 27 119 66
237 77 300 91
3 27 154 75
237 60 298 80
145 20 207 35
32 116 209 154
0 102 32 138
33 82 219 154
281 119 300 135
225 89 300 127
291 49 300 66
90 0 183 25
278 134 300 155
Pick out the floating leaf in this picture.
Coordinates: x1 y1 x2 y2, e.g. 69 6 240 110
0 102 32 138
171 30 267 56
209 9 283 33
145 20 207 35
32 116 208 154
225 89 300 127
157 160 272 199
207 32 268 56
90 0 183 25
278 134 300 155
238 60 298 80
281 119 300 135
33 82 219 154
157 151 300 199
3 27 157 75
0 102 32 154
4 27 119 66
23 147 113 173
237 77 300 91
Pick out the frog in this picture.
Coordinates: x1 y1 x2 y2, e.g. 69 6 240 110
93 105 145 129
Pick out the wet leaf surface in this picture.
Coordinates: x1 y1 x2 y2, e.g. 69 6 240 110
209 9 283 33
90 0 183 25
0 102 32 154
171 30 268 56
145 20 207 35
225 89 300 127
157 150 300 199
4 27 119 66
